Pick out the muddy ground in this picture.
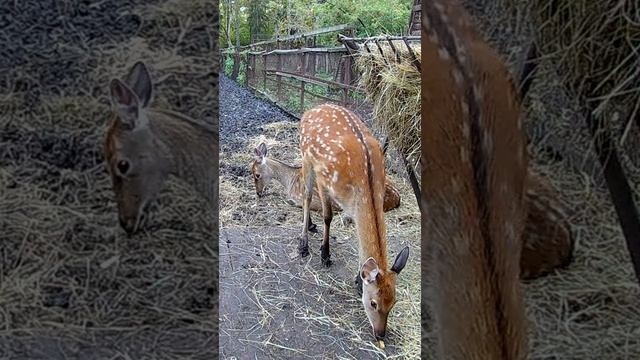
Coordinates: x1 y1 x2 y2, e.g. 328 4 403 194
0 1 218 359
218 75 422 359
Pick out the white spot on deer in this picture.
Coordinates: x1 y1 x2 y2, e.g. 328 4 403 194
452 68 463 85
473 84 483 102
438 47 451 60
451 177 460 194
332 171 339 184
460 146 468 164
461 100 469 117
483 133 493 153
462 122 470 141
428 32 439 45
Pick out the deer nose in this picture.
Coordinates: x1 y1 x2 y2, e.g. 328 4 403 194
375 329 386 341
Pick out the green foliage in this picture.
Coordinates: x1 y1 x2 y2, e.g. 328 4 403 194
313 0 412 37
219 0 413 49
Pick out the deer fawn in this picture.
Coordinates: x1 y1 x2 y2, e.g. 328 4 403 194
422 0 529 358
250 142 401 230
298 103 410 341
104 61 217 235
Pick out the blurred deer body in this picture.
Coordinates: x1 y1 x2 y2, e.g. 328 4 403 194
298 103 410 341
250 143 401 213
521 170 574 280
422 0 529 358
104 62 217 235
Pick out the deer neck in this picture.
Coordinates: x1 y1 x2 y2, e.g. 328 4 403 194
265 158 303 199
148 108 218 205
422 0 528 358
351 162 390 270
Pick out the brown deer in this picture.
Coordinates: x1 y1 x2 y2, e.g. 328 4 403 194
422 0 529 358
104 62 217 235
250 142 401 231
521 170 575 280
298 103 410 342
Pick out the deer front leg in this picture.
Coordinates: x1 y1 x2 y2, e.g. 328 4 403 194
319 189 333 267
299 165 314 258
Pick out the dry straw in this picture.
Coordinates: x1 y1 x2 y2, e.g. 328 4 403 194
500 0 640 126
355 40 422 167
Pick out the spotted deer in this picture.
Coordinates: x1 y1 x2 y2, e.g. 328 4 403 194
298 103 410 341
422 0 530 358
104 61 217 235
250 142 401 230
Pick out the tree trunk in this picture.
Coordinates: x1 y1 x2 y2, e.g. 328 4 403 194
231 52 241 79
231 0 241 80
224 0 232 49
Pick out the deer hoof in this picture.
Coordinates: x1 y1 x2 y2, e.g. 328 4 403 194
298 244 310 258
308 223 318 233
320 246 332 267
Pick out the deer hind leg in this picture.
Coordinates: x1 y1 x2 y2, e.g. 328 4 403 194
318 187 333 267
286 198 318 233
299 163 315 258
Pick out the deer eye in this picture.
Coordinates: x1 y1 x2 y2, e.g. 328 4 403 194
117 160 130 175
370 300 378 310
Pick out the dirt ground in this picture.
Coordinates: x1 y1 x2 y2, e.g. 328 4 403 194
0 1 218 359
218 76 421 359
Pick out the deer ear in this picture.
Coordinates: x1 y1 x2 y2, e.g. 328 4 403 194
110 79 142 129
360 257 380 285
125 61 153 108
254 143 267 163
391 246 409 275
258 143 267 156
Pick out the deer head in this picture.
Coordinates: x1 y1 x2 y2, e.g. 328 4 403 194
104 62 170 235
250 142 273 197
360 246 410 340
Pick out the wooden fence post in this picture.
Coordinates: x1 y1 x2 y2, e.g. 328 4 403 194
276 36 282 102
262 52 267 93
342 54 351 106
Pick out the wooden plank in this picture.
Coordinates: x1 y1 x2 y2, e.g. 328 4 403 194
337 34 421 43
263 47 348 56
221 24 356 51
267 70 361 92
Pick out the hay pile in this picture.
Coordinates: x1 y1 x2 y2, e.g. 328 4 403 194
508 0 639 113
498 0 640 149
355 40 422 166
0 1 218 357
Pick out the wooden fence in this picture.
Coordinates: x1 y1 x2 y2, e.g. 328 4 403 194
222 25 419 117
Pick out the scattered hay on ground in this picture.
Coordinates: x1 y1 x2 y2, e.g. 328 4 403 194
219 111 421 358
0 1 217 358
